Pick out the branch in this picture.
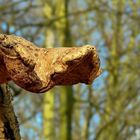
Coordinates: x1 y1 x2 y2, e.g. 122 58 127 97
0 34 101 93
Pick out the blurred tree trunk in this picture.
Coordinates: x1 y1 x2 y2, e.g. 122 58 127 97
43 32 55 139
0 84 21 140
42 2 55 140
44 0 73 140
42 0 74 139
59 0 74 140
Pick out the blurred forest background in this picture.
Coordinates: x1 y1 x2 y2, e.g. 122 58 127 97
0 0 140 140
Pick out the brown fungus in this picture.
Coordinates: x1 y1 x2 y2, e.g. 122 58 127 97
0 34 101 93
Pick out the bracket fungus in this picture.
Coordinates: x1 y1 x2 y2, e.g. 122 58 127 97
0 34 101 93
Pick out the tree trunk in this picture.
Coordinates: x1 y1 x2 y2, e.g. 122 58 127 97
0 84 21 140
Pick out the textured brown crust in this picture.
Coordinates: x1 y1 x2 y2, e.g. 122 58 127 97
0 34 101 93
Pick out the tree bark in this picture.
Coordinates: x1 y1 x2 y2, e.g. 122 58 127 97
0 84 21 140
